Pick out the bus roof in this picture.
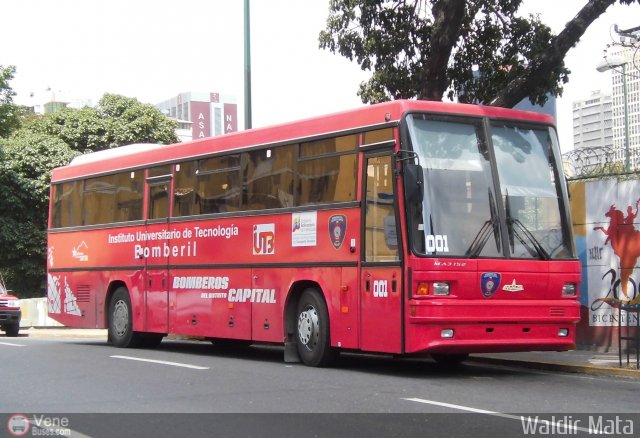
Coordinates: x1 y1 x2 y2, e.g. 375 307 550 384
51 99 555 182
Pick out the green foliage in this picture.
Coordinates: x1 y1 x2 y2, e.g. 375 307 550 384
0 90 178 297
0 132 78 297
0 65 25 138
25 93 178 152
319 0 618 107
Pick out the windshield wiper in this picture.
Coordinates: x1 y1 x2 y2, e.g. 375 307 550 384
509 218 550 260
504 193 550 260
465 189 500 258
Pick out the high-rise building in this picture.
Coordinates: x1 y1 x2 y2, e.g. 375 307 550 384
609 46 640 168
155 92 238 141
572 90 613 150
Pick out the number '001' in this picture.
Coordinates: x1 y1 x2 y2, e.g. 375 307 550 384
426 235 449 253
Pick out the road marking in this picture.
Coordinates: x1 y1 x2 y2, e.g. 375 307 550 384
403 398 594 434
0 341 26 347
110 355 209 370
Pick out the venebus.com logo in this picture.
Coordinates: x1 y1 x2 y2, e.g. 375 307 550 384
7 414 72 436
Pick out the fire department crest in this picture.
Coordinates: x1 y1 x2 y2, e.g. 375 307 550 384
329 215 346 249
481 272 501 298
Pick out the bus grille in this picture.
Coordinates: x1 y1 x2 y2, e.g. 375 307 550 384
76 285 91 303
549 307 565 317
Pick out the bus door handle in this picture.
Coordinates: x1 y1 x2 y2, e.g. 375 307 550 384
365 279 370 291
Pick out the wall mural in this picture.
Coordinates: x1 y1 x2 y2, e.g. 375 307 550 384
582 179 640 327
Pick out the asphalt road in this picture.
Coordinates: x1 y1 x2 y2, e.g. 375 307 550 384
1 333 639 437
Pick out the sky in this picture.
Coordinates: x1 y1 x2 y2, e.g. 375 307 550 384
2 0 639 152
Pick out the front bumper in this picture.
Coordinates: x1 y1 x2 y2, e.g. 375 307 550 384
405 299 580 354
0 309 22 325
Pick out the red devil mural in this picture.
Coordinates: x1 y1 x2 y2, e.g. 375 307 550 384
593 200 640 311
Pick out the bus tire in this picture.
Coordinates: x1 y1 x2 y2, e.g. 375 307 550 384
295 288 337 367
108 287 142 348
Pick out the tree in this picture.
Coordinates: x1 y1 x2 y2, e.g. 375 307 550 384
25 93 179 152
319 0 639 107
0 65 25 138
0 89 178 296
0 132 78 297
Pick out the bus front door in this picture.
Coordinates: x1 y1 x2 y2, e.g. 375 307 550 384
143 174 171 334
360 153 402 354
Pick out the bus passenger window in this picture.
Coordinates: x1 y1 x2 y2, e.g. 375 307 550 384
173 161 198 217
197 155 242 213
83 175 116 225
245 145 295 210
148 182 170 219
297 135 357 206
115 171 143 221
51 181 82 228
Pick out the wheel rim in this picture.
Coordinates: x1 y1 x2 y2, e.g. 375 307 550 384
113 299 129 337
297 304 320 350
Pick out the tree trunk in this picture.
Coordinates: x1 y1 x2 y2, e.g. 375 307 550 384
489 0 616 108
418 0 467 101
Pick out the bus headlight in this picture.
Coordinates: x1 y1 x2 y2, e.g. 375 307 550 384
562 283 577 297
558 328 569 337
441 329 455 338
433 282 450 296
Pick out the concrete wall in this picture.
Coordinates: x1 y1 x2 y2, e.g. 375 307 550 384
18 297 62 328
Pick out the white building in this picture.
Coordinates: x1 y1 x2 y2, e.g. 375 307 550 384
572 90 613 150
610 46 640 169
155 91 238 142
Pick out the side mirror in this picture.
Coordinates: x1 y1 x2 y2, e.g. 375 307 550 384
404 162 424 204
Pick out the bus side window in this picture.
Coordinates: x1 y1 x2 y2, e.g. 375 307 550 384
83 175 116 225
245 145 294 210
115 171 143 221
173 161 198 217
51 181 82 228
297 135 357 206
148 182 170 219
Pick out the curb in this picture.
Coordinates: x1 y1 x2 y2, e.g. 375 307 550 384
468 356 640 379
21 327 107 338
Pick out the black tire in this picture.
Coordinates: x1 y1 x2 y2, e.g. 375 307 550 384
295 288 337 367
5 323 19 337
432 353 468 367
108 287 142 348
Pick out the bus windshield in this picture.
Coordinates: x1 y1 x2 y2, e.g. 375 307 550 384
406 114 574 260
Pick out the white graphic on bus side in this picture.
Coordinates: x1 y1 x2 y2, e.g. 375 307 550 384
373 280 389 298
47 274 81 316
72 241 89 262
253 224 275 255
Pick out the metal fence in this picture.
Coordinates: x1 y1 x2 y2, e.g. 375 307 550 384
562 146 640 180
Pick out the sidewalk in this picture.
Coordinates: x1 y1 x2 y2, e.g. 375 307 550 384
16 327 640 378
469 350 640 379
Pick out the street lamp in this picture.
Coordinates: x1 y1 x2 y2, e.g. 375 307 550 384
597 56 630 172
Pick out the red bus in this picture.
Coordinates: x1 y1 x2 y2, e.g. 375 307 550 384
46 100 580 366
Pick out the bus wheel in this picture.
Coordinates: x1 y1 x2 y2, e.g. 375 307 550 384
432 353 468 367
295 288 337 367
108 287 141 348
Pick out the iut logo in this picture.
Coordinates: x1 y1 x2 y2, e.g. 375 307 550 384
253 224 275 255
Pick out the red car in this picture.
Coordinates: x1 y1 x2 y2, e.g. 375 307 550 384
0 283 21 337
